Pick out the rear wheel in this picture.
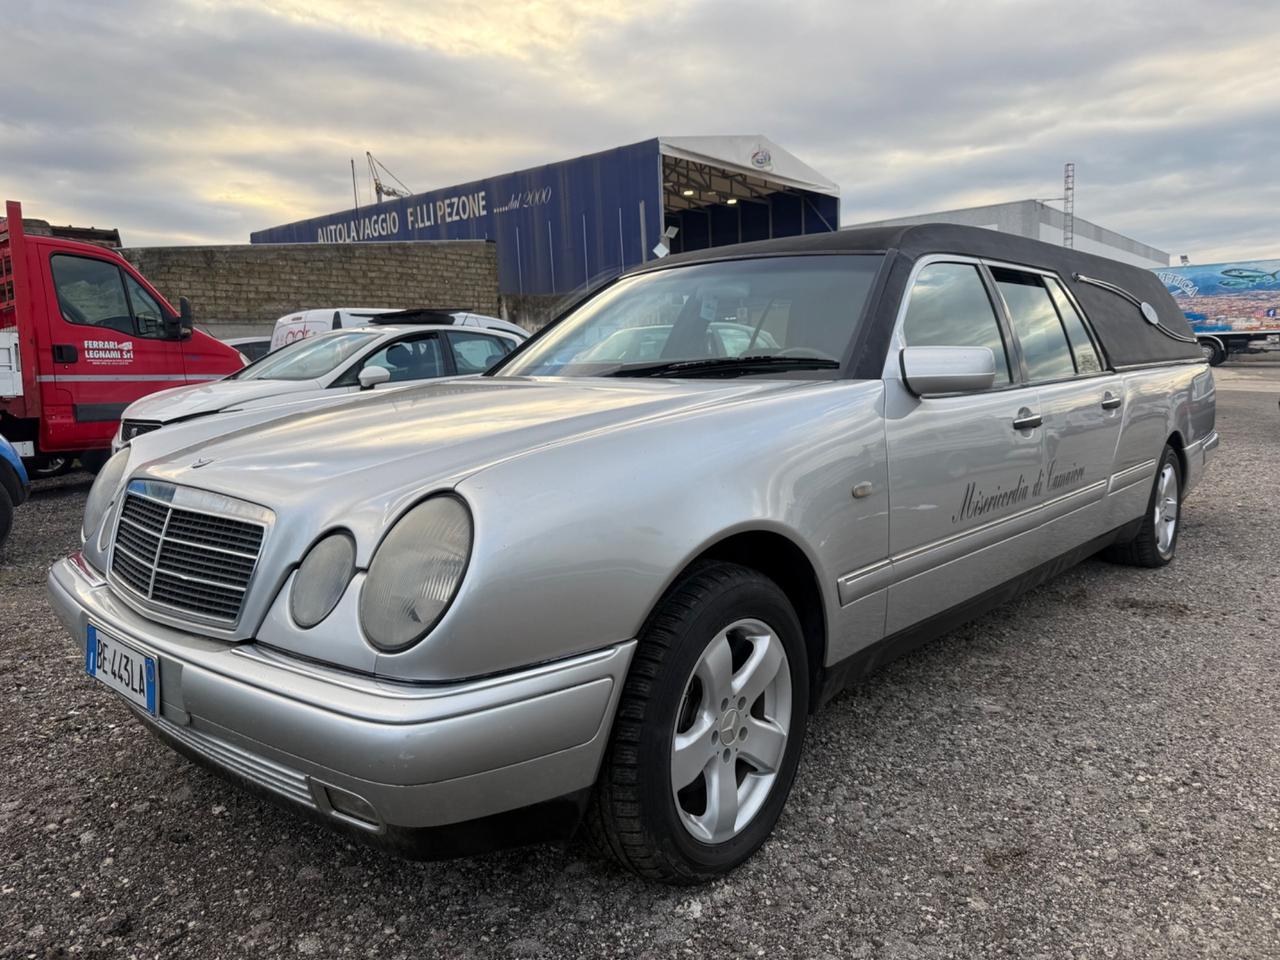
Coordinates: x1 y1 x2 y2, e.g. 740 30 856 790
586 562 809 884
1104 444 1181 567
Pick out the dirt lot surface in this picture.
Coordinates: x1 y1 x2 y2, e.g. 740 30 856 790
2 367 1277 959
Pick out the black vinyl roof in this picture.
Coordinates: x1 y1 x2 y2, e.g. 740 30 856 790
636 222 1200 368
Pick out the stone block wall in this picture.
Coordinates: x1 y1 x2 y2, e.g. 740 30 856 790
121 241 499 337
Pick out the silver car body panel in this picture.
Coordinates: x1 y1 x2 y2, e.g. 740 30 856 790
53 237 1218 841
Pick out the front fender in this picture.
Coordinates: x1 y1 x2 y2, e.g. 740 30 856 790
372 380 889 681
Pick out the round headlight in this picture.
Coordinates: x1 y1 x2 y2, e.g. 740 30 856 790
82 449 131 542
359 496 472 652
290 532 356 629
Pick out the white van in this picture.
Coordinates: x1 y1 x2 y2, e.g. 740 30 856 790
269 307 527 352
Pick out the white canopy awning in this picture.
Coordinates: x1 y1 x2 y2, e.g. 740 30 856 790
658 136 839 198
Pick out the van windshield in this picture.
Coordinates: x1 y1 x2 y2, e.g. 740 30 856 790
493 254 883 379
229 331 378 382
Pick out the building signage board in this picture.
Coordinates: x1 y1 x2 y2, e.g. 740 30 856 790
252 140 665 297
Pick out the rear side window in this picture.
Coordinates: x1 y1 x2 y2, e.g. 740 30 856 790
902 262 1012 384
991 268 1075 382
1045 278 1103 373
50 255 132 335
449 332 509 374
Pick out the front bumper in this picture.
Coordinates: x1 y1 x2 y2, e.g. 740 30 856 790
49 553 633 849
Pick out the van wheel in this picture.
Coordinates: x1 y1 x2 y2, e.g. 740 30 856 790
585 561 808 884
1105 445 1181 568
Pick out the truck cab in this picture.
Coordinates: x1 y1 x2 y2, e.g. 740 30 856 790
0 201 242 471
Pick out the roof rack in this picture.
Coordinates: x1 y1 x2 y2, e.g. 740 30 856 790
366 308 473 326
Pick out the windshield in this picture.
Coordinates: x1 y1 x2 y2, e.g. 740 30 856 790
229 331 379 382
496 255 883 378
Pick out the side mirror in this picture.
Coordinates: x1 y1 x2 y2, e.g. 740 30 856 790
358 365 392 390
900 345 996 396
165 296 195 341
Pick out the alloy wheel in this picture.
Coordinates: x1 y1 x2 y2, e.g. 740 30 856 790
670 618 792 844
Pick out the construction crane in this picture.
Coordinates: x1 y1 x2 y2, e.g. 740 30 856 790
365 151 412 202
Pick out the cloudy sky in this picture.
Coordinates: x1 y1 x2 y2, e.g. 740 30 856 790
4 0 1279 262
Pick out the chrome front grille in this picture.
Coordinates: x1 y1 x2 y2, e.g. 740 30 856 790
110 484 266 624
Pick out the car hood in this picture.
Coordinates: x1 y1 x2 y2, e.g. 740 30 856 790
132 376 807 513
124 378 324 424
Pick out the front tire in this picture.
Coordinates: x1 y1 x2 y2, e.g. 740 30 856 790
1105 444 1181 568
586 561 809 884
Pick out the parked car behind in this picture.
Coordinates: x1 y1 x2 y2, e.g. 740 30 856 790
0 433 30 551
53 224 1216 883
113 323 520 449
269 307 527 352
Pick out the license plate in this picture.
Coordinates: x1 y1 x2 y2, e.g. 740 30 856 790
85 624 158 715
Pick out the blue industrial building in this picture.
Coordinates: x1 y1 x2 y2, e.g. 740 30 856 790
251 136 841 296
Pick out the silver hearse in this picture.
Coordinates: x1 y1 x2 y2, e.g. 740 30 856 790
50 225 1217 883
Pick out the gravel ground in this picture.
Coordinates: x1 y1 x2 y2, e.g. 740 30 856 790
2 371 1278 959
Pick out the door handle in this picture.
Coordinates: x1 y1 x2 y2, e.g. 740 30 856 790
52 344 78 363
1101 392 1122 410
1012 409 1042 431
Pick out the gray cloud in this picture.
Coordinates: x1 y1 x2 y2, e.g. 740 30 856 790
2 0 1277 261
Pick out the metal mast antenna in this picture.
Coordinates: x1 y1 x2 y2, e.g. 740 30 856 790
1062 162 1075 249
366 151 412 202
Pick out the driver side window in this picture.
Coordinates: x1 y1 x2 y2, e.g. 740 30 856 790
125 274 166 339
902 263 1012 385
50 255 134 336
349 334 445 384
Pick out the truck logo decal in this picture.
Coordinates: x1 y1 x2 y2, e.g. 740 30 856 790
83 338 134 365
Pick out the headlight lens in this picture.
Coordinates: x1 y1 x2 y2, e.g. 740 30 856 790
359 496 472 652
82 449 131 542
290 532 356 628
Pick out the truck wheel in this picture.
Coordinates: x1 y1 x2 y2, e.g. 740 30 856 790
27 455 72 479
586 562 809 884
1104 445 1181 568
1199 339 1226 366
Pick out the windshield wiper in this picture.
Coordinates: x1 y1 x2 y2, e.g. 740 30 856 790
608 355 840 378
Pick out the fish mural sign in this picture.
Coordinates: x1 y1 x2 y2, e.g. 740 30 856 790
1154 259 1280 332
1153 258 1280 363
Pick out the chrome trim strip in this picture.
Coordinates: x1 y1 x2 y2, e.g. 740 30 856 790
1039 479 1108 522
1203 430 1220 454
143 711 315 809
37 374 223 382
1108 459 1156 494
892 495 1043 565
836 559 893 607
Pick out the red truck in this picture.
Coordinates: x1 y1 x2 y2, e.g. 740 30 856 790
1 201 242 473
